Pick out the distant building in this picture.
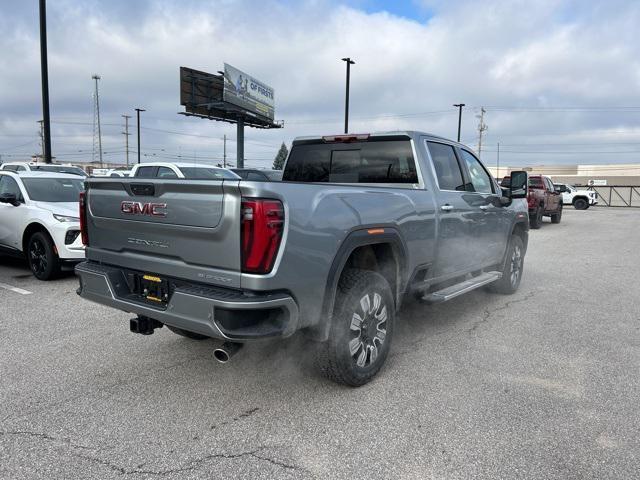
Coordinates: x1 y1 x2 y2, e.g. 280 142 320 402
488 163 640 186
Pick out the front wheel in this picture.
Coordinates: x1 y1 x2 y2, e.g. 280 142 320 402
315 269 395 387
27 231 60 281
487 235 525 295
573 198 588 210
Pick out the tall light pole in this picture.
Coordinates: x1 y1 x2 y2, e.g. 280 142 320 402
39 0 52 163
341 57 355 134
135 108 145 164
453 103 465 142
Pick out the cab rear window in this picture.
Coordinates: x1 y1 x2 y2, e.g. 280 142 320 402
283 139 418 184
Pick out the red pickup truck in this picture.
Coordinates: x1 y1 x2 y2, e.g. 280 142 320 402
502 174 562 228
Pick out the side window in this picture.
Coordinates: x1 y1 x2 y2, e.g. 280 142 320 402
135 166 156 178
426 141 465 191
157 167 178 178
545 178 554 192
459 149 494 194
3 165 18 172
0 176 23 200
247 172 267 181
16 166 26 171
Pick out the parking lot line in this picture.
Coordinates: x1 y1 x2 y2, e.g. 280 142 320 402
0 282 32 295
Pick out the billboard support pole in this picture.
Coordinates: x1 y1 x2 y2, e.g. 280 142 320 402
237 119 244 168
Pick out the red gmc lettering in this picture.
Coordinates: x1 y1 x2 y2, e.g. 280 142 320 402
121 201 167 217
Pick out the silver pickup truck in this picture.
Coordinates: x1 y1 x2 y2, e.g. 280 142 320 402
76 131 529 386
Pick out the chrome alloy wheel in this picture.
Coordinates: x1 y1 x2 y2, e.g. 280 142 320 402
348 292 388 368
510 244 523 287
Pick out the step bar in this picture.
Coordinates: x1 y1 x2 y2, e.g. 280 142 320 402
421 271 502 304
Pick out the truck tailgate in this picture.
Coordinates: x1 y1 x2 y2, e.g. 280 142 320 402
85 178 242 288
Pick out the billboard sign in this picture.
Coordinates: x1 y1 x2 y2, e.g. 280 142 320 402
223 63 275 120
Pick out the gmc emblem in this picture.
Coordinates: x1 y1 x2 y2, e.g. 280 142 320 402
121 201 167 217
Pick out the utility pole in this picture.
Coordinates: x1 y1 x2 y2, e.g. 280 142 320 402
38 0 52 163
476 107 488 158
135 108 145 164
341 57 355 134
121 114 131 167
496 142 500 179
223 134 227 168
237 119 244 168
92 74 103 167
37 120 45 162
453 104 465 142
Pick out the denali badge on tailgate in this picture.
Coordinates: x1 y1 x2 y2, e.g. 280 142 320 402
121 201 167 217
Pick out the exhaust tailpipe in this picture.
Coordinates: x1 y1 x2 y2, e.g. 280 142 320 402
214 342 243 363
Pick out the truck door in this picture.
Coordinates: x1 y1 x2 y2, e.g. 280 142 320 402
0 175 24 249
426 141 482 278
457 148 509 266
545 177 561 212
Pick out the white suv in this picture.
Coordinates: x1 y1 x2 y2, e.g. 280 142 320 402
0 171 85 280
0 162 87 177
129 162 240 179
554 183 598 210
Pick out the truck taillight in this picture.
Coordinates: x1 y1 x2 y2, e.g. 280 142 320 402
241 198 284 274
79 191 89 246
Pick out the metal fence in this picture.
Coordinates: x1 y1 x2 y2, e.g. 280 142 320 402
587 186 640 207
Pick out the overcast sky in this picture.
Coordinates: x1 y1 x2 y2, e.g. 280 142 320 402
1 0 639 168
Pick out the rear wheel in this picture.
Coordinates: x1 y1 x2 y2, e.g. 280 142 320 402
550 203 563 223
316 269 395 386
27 231 60 281
487 235 525 295
573 198 588 210
529 206 543 229
166 325 209 340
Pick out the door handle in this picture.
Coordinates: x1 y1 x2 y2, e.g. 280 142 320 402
440 204 454 212
479 205 489 211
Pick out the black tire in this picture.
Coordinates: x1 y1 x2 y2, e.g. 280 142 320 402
550 203 563 224
529 206 543 229
573 198 588 210
487 235 525 295
166 325 209 340
315 269 395 387
27 231 60 281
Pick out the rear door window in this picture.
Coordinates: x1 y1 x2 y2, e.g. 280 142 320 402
157 167 178 178
135 166 157 178
426 142 465 191
283 139 418 184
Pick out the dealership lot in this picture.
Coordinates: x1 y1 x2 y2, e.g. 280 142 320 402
1 208 639 479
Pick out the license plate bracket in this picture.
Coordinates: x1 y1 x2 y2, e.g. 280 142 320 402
136 273 170 305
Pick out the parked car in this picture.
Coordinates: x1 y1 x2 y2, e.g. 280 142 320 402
75 131 529 386
0 162 87 177
502 174 562 228
0 171 85 280
553 182 598 210
106 169 132 178
231 168 283 181
129 162 240 180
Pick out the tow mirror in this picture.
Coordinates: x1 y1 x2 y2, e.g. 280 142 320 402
509 171 528 199
0 192 19 206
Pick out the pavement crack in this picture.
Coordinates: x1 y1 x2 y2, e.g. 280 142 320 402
0 429 95 450
72 446 307 476
467 291 537 334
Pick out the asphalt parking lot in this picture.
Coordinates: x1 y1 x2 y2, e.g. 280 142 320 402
1 208 639 479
